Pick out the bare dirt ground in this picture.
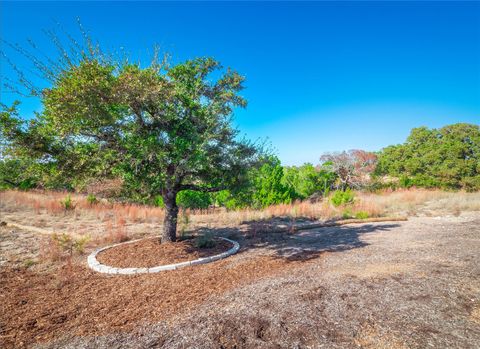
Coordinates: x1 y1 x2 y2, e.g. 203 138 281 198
1 205 479 348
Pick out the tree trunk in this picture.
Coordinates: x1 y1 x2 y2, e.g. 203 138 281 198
162 189 178 243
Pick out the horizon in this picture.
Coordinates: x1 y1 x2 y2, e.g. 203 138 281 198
1 1 479 165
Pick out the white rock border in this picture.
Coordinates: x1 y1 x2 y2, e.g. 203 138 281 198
87 237 240 275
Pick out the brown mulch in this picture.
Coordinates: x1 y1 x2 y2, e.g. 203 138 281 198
0 253 319 349
96 237 232 268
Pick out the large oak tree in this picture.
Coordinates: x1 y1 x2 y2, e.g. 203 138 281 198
1 48 262 242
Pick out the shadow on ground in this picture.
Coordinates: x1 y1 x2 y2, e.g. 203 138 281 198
197 219 401 262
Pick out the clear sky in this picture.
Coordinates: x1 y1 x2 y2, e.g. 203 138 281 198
1 1 479 165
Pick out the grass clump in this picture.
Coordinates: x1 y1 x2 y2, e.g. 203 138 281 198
22 259 36 268
86 194 98 205
342 209 369 220
60 195 75 211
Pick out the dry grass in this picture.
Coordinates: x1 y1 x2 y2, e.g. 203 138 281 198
1 189 478 244
330 261 414 279
358 189 480 216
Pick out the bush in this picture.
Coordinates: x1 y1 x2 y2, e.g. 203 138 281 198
354 211 369 219
330 189 355 207
342 208 353 219
153 195 165 208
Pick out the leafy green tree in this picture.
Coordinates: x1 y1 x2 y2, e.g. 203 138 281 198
252 156 294 208
376 123 480 190
1 42 262 242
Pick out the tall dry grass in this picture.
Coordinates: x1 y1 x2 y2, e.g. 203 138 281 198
1 189 479 233
357 188 480 216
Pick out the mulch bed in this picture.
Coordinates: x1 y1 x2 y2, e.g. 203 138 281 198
0 253 318 348
96 237 232 268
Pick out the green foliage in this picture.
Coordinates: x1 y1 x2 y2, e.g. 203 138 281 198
60 195 75 211
212 190 233 208
176 190 211 209
153 191 211 209
330 189 355 207
52 233 90 255
376 123 480 190
251 156 295 208
342 208 353 219
282 163 336 199
195 232 216 249
153 195 165 208
341 208 368 219
86 194 98 205
354 211 369 219
0 157 38 190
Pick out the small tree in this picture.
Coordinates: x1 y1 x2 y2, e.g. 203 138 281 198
320 150 377 190
1 34 262 242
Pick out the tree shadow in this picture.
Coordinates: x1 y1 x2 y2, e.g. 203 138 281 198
197 219 402 263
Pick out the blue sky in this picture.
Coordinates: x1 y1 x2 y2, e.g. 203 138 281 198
1 1 479 165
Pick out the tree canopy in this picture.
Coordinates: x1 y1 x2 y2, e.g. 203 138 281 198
375 123 480 190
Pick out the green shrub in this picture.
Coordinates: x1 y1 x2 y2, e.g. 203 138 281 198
153 195 165 208
18 178 37 190
86 194 98 205
354 211 369 219
195 232 216 248
342 208 353 219
52 233 90 255
330 189 355 207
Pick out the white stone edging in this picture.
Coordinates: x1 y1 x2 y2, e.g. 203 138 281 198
87 237 240 275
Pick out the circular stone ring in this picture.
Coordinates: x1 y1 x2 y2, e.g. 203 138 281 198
87 237 240 275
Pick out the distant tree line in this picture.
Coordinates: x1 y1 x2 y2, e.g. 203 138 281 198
375 123 480 191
